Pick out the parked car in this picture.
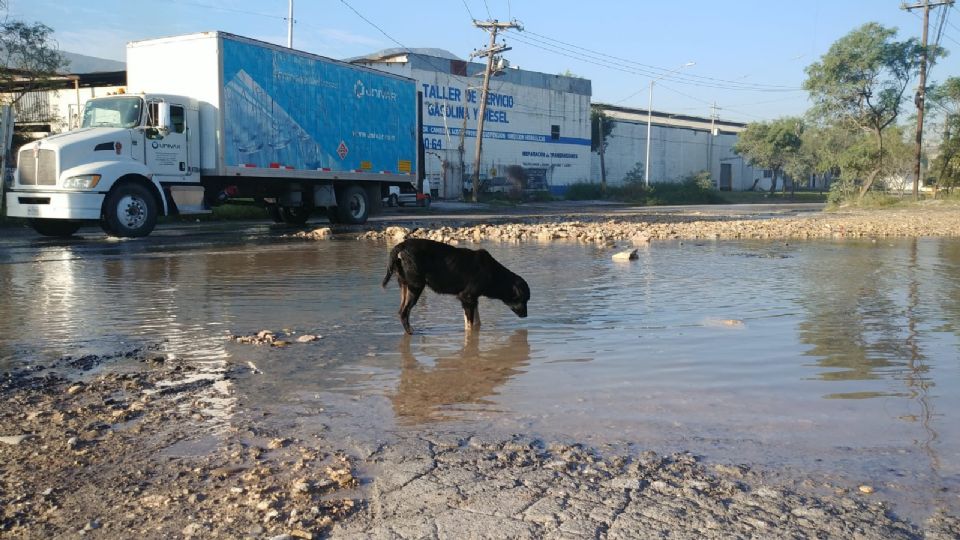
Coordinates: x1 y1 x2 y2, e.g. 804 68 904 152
384 185 431 208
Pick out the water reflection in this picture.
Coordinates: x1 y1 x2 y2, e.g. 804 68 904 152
798 242 930 388
391 330 531 424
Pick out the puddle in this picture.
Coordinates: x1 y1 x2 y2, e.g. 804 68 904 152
1 232 959 520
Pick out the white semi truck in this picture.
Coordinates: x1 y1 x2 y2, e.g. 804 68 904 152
5 32 422 237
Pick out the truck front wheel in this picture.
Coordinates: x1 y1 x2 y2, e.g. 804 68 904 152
104 183 158 238
336 185 369 224
28 219 82 237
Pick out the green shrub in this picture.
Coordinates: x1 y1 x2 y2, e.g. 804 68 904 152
623 161 645 184
564 182 605 200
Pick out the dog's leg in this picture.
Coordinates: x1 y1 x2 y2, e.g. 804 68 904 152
400 286 423 335
398 284 411 332
460 295 479 332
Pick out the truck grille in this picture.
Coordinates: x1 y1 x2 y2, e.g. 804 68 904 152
18 149 57 186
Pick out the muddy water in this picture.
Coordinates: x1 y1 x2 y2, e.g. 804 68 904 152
1 228 959 517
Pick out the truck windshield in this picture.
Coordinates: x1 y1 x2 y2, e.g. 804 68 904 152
81 97 144 128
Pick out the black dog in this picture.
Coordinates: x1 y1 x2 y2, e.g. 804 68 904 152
382 238 530 334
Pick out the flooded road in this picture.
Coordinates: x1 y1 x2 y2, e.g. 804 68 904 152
1 222 959 519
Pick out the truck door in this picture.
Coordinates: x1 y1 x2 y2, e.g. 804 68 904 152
145 102 189 179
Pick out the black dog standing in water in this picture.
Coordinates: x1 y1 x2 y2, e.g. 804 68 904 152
382 239 530 334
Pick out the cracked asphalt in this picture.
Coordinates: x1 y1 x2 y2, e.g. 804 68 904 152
331 434 959 539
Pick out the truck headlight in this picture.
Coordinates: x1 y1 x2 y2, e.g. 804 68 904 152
62 174 102 189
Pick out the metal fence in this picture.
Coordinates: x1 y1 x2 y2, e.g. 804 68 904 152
13 91 52 123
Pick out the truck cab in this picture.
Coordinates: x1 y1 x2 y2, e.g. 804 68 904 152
6 93 201 237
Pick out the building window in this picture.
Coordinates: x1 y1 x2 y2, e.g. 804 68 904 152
551 125 560 140
450 60 467 76
763 169 773 178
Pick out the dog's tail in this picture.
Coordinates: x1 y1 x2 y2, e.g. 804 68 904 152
381 243 404 288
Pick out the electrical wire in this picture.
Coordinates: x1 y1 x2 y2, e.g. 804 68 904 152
338 0 406 50
515 28 802 91
165 0 284 20
461 0 477 22
505 31 802 93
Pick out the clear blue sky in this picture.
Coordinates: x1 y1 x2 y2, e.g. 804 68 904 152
11 0 960 123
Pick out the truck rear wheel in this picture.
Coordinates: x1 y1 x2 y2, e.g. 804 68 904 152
104 183 158 238
278 206 311 225
336 185 369 224
28 219 82 237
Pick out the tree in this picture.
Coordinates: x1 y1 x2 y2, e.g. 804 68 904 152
0 20 66 106
803 23 928 199
733 117 803 194
0 6 66 217
928 77 960 193
591 106 615 193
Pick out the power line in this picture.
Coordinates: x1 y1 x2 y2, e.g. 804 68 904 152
338 0 406 50
914 9 960 48
516 28 802 91
505 31 802 93
460 0 476 21
165 0 284 20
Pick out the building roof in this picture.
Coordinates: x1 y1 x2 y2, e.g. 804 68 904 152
346 48 462 62
351 49 592 97
60 51 125 74
596 103 747 134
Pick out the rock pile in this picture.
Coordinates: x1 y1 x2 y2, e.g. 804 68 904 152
295 204 960 245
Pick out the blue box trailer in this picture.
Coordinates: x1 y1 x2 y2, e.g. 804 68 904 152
123 31 422 226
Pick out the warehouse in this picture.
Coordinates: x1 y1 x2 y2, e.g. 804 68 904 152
350 48 592 198
592 104 767 192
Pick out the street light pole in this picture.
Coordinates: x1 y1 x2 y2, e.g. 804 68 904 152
643 62 695 187
287 0 294 48
644 80 654 187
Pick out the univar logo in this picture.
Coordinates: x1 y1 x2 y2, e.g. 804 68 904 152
354 79 397 101
151 141 181 150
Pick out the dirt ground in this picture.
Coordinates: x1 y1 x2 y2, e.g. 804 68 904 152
3 204 960 539
2 349 958 539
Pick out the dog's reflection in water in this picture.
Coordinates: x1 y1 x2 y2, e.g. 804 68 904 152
390 330 531 424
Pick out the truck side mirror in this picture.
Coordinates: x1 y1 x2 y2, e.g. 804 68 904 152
156 102 172 136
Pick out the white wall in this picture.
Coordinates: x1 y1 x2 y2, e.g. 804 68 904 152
592 118 766 191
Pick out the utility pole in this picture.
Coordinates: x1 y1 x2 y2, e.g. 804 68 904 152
902 0 954 199
286 0 294 48
469 19 521 202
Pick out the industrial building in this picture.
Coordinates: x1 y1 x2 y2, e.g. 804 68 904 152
592 104 767 191
350 48 592 198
